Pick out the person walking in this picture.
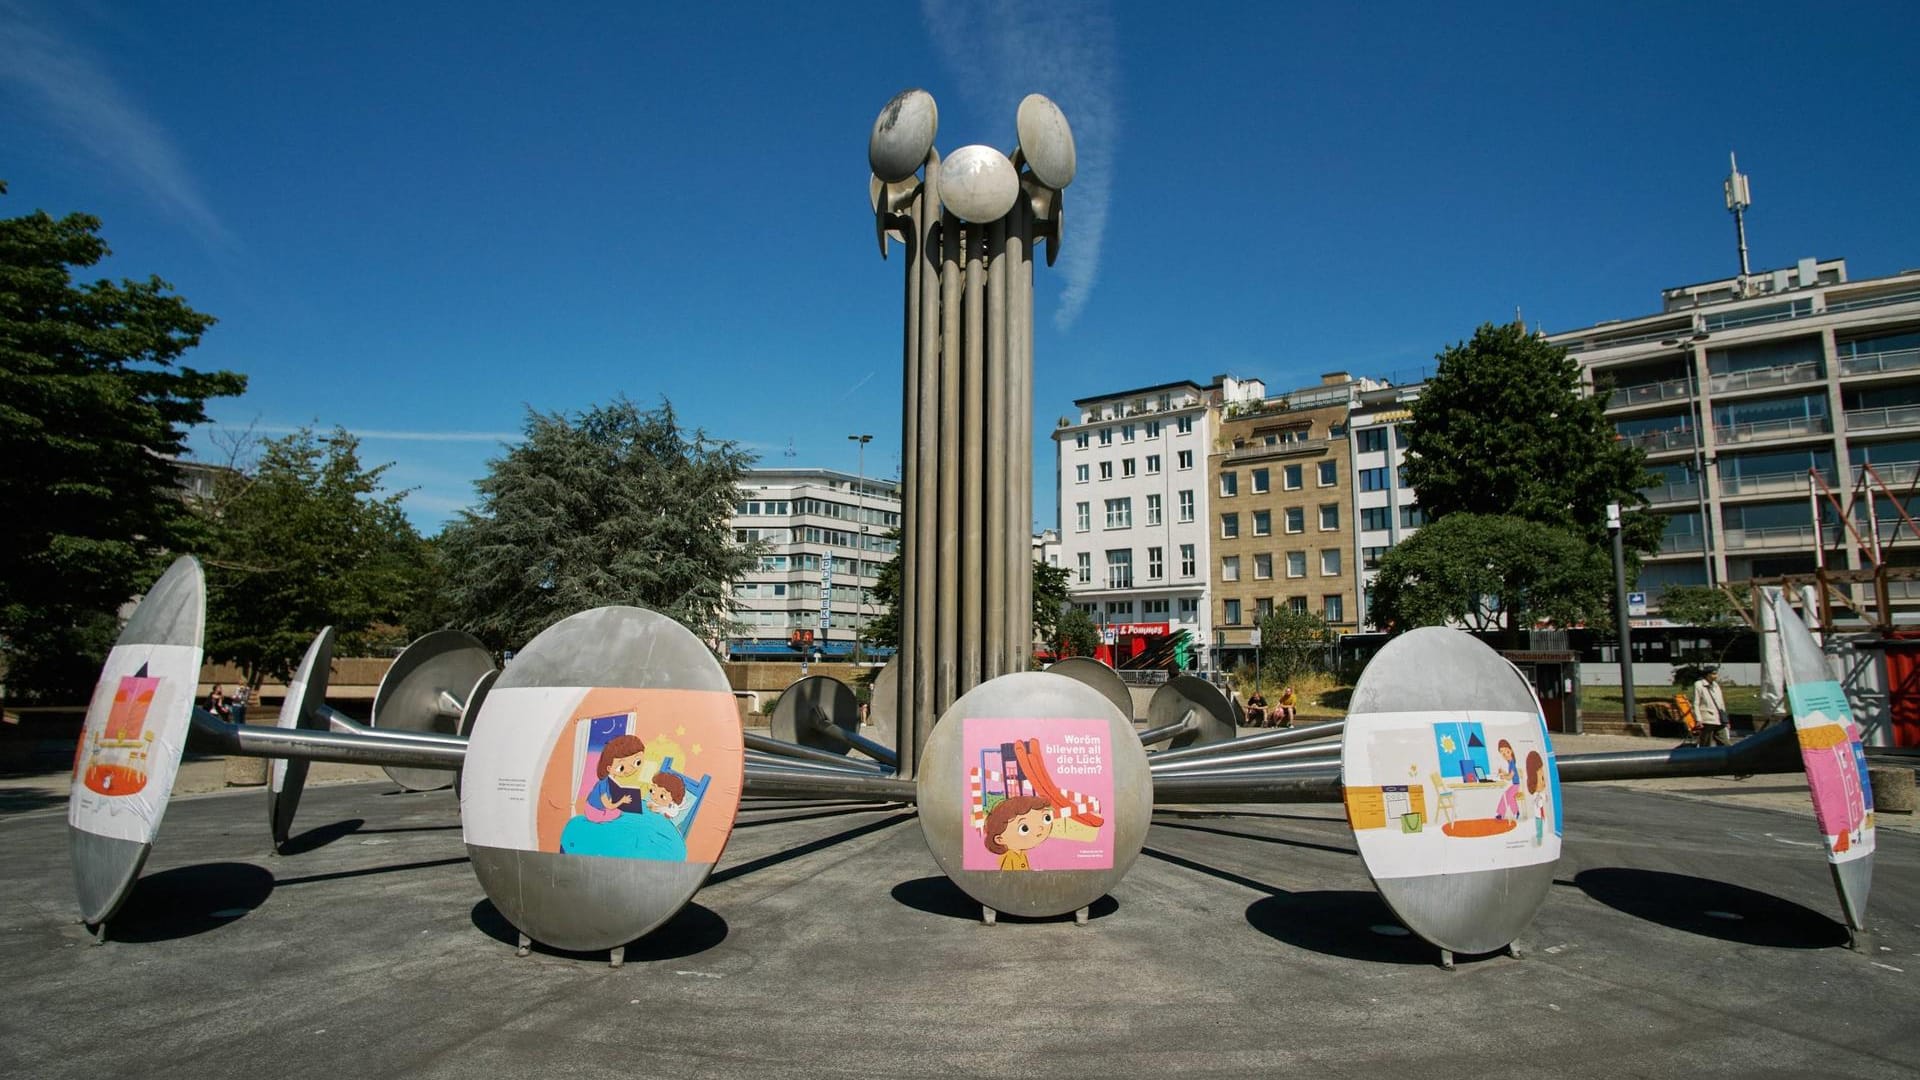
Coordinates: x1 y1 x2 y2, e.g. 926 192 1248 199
230 681 252 726
1691 668 1728 747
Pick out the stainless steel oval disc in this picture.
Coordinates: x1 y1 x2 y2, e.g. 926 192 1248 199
68 556 206 928
1341 627 1561 956
864 656 899 751
916 671 1150 919
869 88 937 184
1015 93 1076 189
769 675 862 755
371 629 494 791
1046 656 1135 722
268 626 336 850
1147 675 1238 750
939 144 1020 223
461 606 745 953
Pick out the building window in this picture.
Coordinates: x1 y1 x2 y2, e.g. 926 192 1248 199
1122 423 1136 442
1148 546 1164 579
1320 504 1340 530
1178 449 1194 470
1358 428 1388 453
1074 431 1089 450
1251 467 1269 494
1075 502 1090 532
1285 507 1304 533
1099 427 1113 446
1253 510 1271 536
1401 504 1426 529
1105 498 1133 529
1122 458 1137 478
1358 467 1389 492
1099 461 1113 481
1284 464 1303 490
1287 551 1306 578
1324 594 1345 623
1221 513 1239 539
1360 506 1391 532
1106 549 1133 589
1076 552 1091 583
1322 549 1342 576
1178 597 1198 619
1143 598 1170 616
1318 461 1338 487
1254 552 1273 579
1220 472 1238 497
1398 465 1410 488
1180 543 1196 577
1106 600 1134 619
1222 555 1240 581
1256 597 1274 621
1146 454 1161 474
1176 416 1194 435
1146 420 1162 438
1146 493 1163 525
1224 598 1242 625
1178 490 1195 522
1363 545 1390 568
1075 464 1089 484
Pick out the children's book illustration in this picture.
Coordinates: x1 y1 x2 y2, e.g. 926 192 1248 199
1343 709 1560 880
962 717 1114 872
69 643 199 845
1786 680 1875 863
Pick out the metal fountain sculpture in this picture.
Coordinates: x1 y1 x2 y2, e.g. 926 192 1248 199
62 89 1879 969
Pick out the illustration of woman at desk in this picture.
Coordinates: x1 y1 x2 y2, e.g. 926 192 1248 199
1493 739 1521 821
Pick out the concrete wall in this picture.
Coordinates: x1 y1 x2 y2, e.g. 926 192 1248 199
1580 661 1762 687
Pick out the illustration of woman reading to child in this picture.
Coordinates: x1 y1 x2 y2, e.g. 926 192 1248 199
559 734 688 862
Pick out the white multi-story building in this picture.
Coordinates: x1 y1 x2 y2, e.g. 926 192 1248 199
1052 380 1217 665
1347 382 1427 629
1032 528 1062 570
727 468 900 660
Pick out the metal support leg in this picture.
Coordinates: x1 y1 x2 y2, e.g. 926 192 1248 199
1507 939 1525 960
982 905 997 926
89 921 108 946
515 932 531 958
609 945 625 969
1074 906 1090 927
1439 948 1455 971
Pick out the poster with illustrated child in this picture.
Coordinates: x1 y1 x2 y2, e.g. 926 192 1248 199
68 644 201 845
961 717 1114 872
1785 680 1875 864
460 686 743 865
1342 709 1560 881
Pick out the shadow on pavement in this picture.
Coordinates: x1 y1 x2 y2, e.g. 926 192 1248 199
276 818 364 856
1574 868 1850 949
0 787 67 815
274 855 469 888
706 811 913 886
469 898 728 964
888 875 1119 924
735 804 906 830
108 862 276 943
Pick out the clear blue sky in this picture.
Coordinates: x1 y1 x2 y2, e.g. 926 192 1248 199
7 1 1917 533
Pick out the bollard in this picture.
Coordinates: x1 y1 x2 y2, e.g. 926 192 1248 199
1869 765 1917 814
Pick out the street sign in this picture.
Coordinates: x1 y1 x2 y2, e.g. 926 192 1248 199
1102 627 1117 646
1249 628 1263 648
820 557 834 630
1627 591 1647 618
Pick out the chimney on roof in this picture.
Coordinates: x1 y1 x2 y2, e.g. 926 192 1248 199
1320 372 1350 386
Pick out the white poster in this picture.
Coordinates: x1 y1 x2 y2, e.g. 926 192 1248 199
68 642 202 844
1342 709 1561 881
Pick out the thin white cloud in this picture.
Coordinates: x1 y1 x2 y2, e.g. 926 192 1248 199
919 0 1119 329
209 422 521 444
0 3 232 250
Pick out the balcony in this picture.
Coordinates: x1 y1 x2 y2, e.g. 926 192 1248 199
1658 533 1704 554
1717 469 1823 498
1827 288 1920 314
1720 524 1841 551
1854 461 1920 487
1708 361 1822 395
1713 414 1831 445
1844 405 1920 433
1222 436 1331 464
1640 478 1700 505
1840 347 1920 378
1607 376 1692 411
1623 427 1698 453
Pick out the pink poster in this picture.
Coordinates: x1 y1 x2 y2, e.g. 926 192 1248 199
961 717 1114 872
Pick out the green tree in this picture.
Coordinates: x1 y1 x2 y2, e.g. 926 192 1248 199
1367 513 1614 645
858 526 904 651
1031 559 1073 650
1658 583 1745 684
0 187 246 699
1254 606 1335 686
200 428 427 684
1402 321 1660 555
439 398 756 651
1056 606 1100 658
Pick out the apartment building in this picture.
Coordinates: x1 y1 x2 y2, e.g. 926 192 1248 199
1550 258 1920 614
1209 372 1382 667
727 468 900 659
1347 382 1427 629
1052 380 1215 664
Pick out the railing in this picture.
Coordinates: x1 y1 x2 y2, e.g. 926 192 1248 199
1703 299 1814 332
1223 436 1330 463
1624 427 1697 452
1858 461 1920 487
1658 533 1704 553
1709 361 1822 394
1641 479 1700 504
1607 376 1693 410
1840 346 1920 377
1720 524 1842 550
1844 405 1920 433
1713 414 1831 444
1827 288 1920 314
1717 469 1824 497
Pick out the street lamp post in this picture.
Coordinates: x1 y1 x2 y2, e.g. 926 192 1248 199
849 433 873 663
